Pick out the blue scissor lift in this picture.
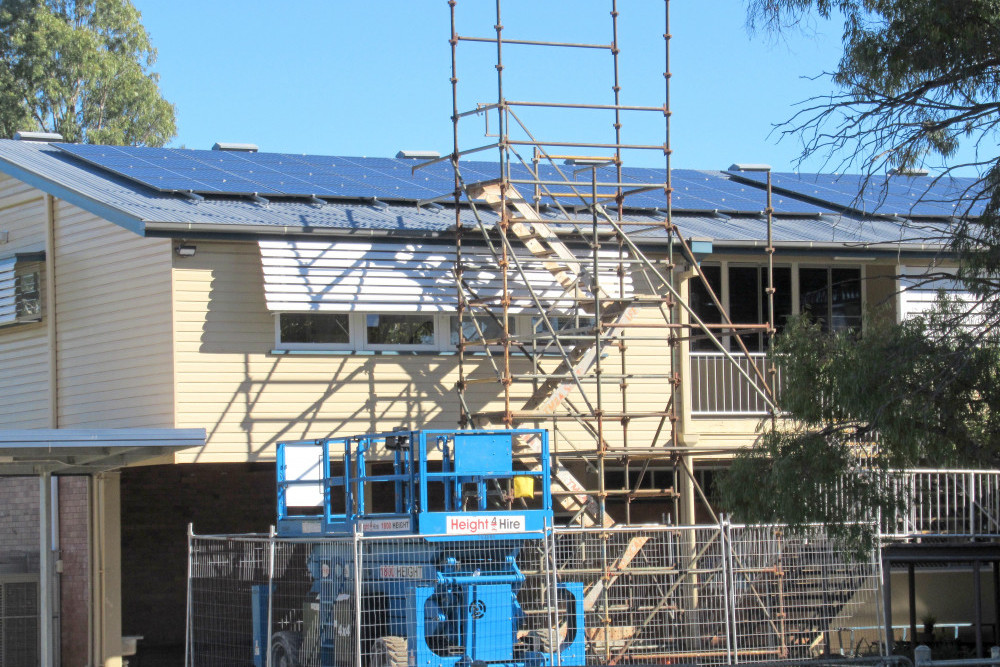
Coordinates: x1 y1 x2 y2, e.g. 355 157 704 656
256 428 585 667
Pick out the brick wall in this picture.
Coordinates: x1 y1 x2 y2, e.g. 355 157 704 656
0 476 40 572
58 476 89 667
120 463 274 661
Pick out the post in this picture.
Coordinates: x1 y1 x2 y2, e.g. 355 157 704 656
908 564 917 646
883 555 894 654
185 524 194 667
914 644 931 667
266 526 276 667
39 472 54 667
975 559 983 657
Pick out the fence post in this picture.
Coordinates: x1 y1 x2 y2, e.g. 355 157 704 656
185 523 194 667
353 526 364 667
265 526 276 667
721 516 736 665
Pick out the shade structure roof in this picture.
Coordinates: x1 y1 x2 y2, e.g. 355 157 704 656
0 428 206 475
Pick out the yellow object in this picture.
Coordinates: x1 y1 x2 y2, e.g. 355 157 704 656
513 476 535 499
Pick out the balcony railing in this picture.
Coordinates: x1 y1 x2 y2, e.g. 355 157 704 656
883 469 1000 539
690 351 781 416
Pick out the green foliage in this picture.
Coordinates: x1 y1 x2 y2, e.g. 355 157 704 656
720 305 1000 551
732 0 1000 551
0 0 176 145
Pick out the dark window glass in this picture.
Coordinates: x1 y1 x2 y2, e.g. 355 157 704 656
280 313 350 344
726 266 792 351
798 268 861 333
831 268 862 332
728 266 761 351
799 268 830 331
366 314 435 345
772 267 793 336
450 316 509 345
689 265 722 351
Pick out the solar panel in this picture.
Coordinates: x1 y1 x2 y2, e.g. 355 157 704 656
728 170 985 218
53 143 880 216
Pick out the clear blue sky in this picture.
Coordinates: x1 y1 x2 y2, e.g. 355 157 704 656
133 1 849 173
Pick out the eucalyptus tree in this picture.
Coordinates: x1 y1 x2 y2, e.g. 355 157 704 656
0 0 176 145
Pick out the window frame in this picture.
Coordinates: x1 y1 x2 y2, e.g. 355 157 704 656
274 312 452 352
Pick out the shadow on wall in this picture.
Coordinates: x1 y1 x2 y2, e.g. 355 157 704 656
189 256 511 462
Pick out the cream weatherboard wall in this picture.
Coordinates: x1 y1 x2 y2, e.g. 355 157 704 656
51 199 174 429
0 174 49 428
170 240 683 462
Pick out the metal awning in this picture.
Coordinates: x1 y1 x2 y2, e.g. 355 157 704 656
0 428 206 475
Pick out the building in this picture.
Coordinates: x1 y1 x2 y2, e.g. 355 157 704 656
0 134 985 665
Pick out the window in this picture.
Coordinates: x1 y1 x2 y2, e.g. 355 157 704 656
728 266 791 351
0 257 42 327
799 267 861 333
689 265 722 351
14 272 41 320
279 313 350 346
276 312 446 351
450 315 510 346
366 314 435 347
690 264 792 351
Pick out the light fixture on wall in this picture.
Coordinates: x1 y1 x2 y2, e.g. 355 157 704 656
0 231 8 244
175 244 197 257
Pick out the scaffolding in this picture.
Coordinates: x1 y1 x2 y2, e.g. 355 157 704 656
423 0 778 529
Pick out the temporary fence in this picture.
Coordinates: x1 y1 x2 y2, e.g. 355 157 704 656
186 521 884 667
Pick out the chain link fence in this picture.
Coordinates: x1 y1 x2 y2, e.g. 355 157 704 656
187 522 884 667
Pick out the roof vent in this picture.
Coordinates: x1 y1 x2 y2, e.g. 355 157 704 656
729 163 772 172
212 142 258 152
13 131 64 143
395 150 440 159
889 167 929 177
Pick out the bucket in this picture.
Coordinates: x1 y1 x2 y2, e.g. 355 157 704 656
513 475 535 499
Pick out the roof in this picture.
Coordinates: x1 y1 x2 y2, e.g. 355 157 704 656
0 139 978 252
0 428 206 475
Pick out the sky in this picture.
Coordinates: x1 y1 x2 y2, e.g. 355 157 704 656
132 1 850 173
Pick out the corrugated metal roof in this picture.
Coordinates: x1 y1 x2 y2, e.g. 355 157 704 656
0 139 957 251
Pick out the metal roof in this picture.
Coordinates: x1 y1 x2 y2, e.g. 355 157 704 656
0 139 963 252
0 428 206 475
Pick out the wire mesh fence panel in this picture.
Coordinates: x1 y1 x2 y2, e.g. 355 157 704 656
727 525 884 663
187 523 884 667
270 539 355 667
355 533 567 667
188 536 272 667
552 525 733 665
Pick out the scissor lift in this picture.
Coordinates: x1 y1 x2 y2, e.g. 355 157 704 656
256 428 585 667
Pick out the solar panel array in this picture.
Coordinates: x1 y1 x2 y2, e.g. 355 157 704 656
53 143 980 219
728 170 985 218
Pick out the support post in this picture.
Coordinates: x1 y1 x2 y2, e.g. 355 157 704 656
883 557 894 654
39 472 54 667
975 559 983 657
908 564 916 645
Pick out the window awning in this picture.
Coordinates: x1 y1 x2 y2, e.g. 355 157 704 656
258 239 631 314
0 428 206 475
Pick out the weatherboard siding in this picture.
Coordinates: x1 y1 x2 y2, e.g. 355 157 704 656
0 175 49 428
52 200 174 428
171 241 678 462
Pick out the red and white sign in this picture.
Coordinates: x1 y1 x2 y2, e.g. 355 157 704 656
445 514 526 535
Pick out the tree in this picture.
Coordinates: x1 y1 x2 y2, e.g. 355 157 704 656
720 1 1000 546
0 0 176 146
